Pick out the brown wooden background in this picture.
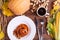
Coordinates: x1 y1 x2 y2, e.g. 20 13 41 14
0 0 56 40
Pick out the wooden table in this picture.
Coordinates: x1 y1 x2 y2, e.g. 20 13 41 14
0 0 56 40
0 9 53 40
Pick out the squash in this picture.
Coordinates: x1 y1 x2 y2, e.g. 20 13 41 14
8 0 30 15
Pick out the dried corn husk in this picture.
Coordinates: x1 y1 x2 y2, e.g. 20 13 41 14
0 0 3 9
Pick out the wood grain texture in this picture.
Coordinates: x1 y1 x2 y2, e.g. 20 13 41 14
0 0 55 40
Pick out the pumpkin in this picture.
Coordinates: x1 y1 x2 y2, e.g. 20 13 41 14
8 0 30 15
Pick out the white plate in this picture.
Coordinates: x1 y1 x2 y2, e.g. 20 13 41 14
7 16 36 40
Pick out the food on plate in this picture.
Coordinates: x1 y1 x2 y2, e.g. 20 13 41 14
8 0 30 15
13 24 29 39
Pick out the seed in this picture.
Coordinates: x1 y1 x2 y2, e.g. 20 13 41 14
33 7 36 9
30 3 34 5
34 0 37 3
36 1 39 5
31 9 34 12
31 0 35 1
33 4 36 7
